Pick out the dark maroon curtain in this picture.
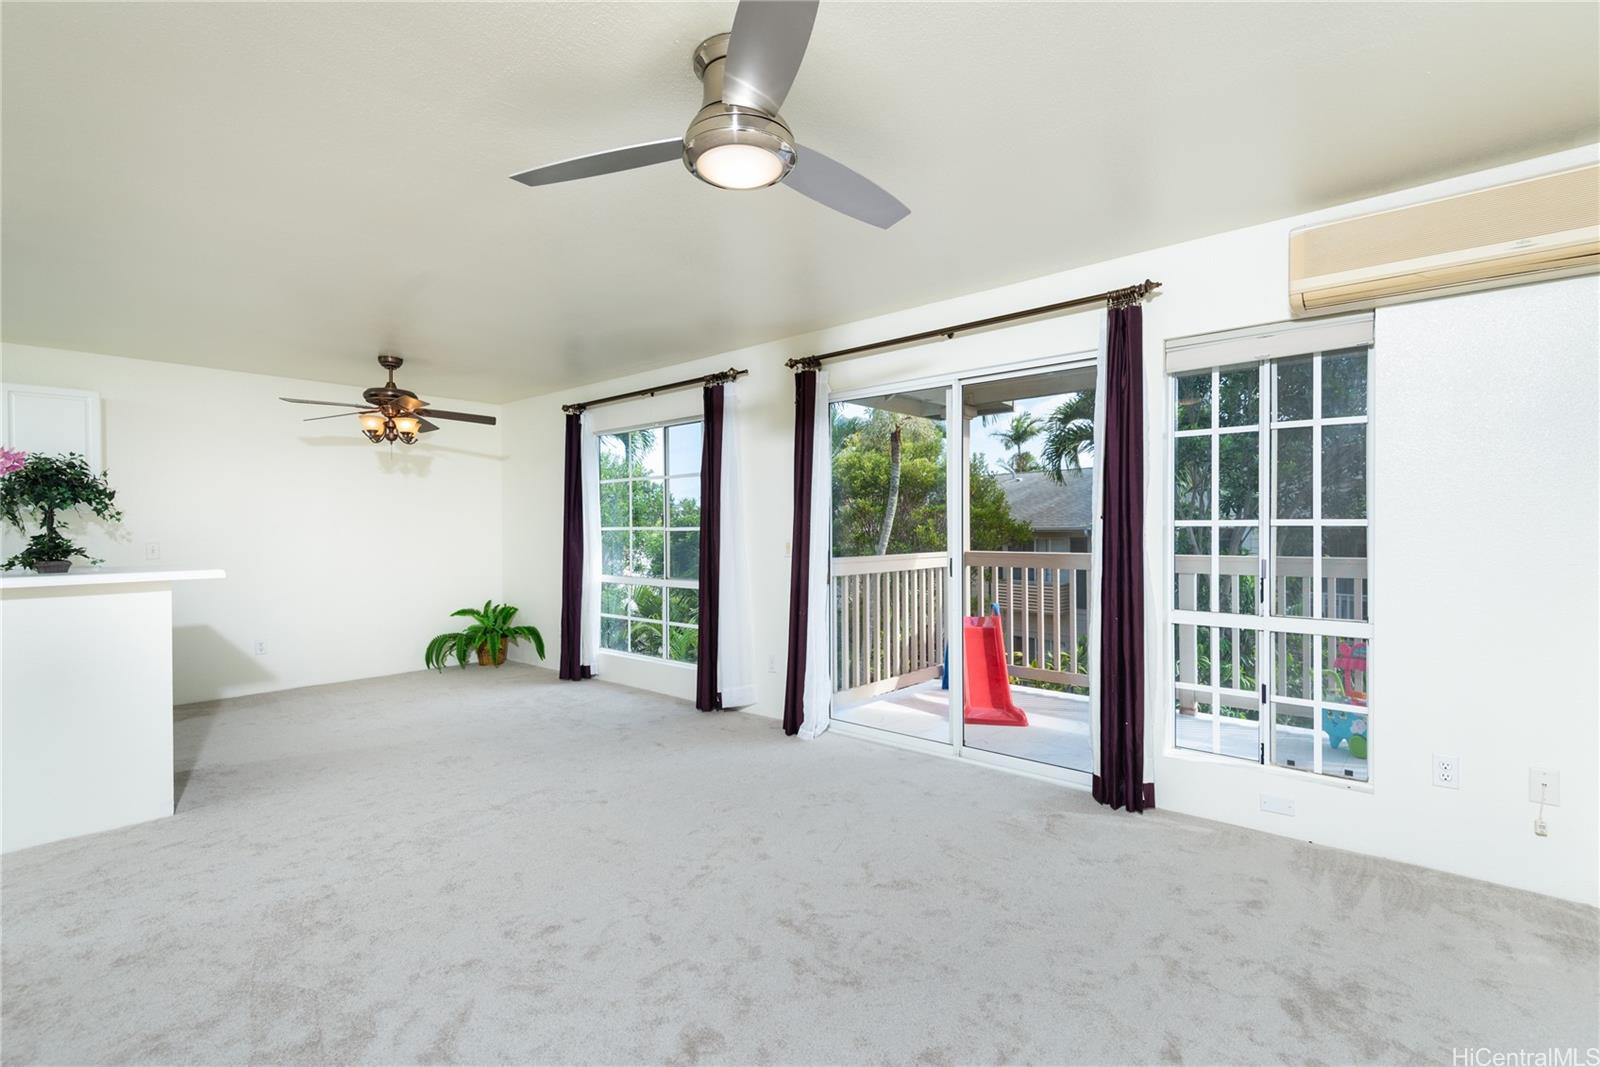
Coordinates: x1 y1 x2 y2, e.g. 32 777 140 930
558 411 591 681
781 369 818 736
1094 304 1154 811
695 383 725 710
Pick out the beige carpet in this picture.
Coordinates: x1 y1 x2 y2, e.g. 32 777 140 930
3 665 1595 1065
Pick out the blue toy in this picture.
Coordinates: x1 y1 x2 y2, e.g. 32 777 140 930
1323 709 1368 758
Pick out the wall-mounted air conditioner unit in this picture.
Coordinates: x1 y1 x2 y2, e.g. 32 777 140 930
1289 163 1599 314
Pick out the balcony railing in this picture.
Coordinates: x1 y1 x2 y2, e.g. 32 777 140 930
966 551 1090 690
831 552 947 702
830 550 1090 701
1174 553 1368 620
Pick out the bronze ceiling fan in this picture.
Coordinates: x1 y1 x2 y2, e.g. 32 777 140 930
279 355 496 444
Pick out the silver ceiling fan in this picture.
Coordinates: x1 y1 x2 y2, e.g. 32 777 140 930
509 0 909 229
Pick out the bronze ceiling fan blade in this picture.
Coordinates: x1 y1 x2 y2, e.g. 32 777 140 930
280 397 368 408
417 418 440 433
418 408 496 426
302 409 377 422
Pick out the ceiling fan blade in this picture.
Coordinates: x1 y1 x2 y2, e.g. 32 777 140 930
280 397 369 408
783 145 910 229
510 138 683 187
723 0 819 115
417 418 441 433
302 410 376 423
419 408 497 426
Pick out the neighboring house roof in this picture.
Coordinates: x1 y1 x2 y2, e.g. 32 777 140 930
997 469 1094 533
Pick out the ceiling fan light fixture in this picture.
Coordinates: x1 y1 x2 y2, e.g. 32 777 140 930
695 143 783 190
281 355 495 444
683 108 795 190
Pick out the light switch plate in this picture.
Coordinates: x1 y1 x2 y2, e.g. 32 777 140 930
1529 768 1561 806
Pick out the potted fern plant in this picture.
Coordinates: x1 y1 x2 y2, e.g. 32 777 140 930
424 601 545 671
1 450 124 574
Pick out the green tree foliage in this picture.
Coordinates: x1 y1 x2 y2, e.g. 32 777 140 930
0 452 123 570
994 413 1041 473
1041 392 1095 480
968 455 1034 551
831 409 1032 555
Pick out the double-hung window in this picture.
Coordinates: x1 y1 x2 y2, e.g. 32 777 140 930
597 421 703 665
1167 314 1374 782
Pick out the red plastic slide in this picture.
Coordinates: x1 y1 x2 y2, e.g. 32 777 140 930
962 616 1029 727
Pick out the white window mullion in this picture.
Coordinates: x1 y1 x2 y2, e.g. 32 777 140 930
1257 360 1269 762
1312 634 1324 776
1210 367 1220 618
1312 351 1324 622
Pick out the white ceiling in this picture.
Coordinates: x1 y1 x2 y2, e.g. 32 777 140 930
3 2 1596 402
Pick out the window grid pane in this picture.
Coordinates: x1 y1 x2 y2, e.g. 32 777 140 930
1170 345 1371 783
598 419 703 661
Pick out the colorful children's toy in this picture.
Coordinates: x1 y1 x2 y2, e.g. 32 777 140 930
1323 708 1368 758
962 615 1028 727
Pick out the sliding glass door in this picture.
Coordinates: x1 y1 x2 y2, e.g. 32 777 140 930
824 358 1100 786
827 384 959 746
958 365 1097 774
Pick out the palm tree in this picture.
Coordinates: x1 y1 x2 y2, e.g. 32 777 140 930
1041 392 1095 481
874 417 903 556
994 413 1041 474
1002 450 1039 475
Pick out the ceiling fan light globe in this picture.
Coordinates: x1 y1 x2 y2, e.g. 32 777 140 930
683 107 795 191
695 144 784 190
392 415 422 436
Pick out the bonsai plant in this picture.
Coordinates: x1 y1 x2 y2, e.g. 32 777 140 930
425 600 545 671
1 451 123 574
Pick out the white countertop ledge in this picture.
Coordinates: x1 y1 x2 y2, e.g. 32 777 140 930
0 566 225 590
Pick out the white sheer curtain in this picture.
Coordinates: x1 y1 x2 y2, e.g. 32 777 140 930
579 411 602 674
716 382 756 707
1088 322 1108 771
795 370 832 740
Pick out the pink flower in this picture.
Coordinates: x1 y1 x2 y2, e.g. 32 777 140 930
0 447 28 476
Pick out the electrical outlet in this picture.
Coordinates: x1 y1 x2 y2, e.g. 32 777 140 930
144 541 161 561
767 655 778 674
1529 768 1561 806
1260 794 1295 817
1432 753 1460 789
253 640 267 656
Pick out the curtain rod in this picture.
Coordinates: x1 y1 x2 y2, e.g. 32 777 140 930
562 367 747 415
785 279 1161 370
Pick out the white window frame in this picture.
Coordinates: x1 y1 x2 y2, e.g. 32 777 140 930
596 417 702 667
1165 314 1375 789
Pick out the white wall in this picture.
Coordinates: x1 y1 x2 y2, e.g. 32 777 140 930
1 344 508 703
501 144 1600 905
